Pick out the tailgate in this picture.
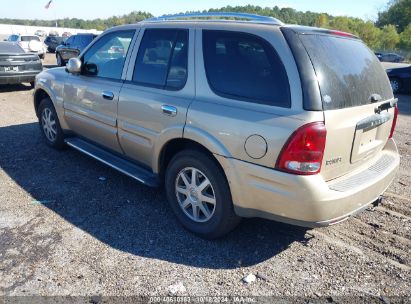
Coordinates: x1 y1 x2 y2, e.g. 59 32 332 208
295 31 396 181
323 101 396 180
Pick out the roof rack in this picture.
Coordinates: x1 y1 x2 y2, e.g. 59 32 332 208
145 12 284 25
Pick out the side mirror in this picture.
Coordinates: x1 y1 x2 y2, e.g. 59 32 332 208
66 58 82 74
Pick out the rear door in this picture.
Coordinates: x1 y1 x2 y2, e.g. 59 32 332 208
298 33 396 180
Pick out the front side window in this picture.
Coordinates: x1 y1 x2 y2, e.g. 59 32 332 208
82 30 134 80
132 29 188 90
203 30 291 107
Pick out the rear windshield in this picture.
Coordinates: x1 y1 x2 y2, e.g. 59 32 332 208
300 34 393 110
0 42 24 53
21 36 40 42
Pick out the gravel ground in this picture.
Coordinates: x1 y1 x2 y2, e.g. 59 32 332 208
0 54 410 300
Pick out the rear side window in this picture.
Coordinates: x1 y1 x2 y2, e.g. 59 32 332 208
77 35 94 48
203 30 291 107
133 29 188 90
21 36 40 42
299 35 393 110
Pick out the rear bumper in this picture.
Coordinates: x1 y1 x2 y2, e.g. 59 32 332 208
0 72 40 85
216 139 400 227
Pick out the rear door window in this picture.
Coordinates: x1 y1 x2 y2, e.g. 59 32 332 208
299 35 393 110
202 30 291 107
132 29 188 90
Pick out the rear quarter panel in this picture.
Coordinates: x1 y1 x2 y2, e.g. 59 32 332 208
186 24 324 168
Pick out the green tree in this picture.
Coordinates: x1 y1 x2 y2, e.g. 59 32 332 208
399 23 411 48
356 21 382 49
315 13 329 27
379 24 400 50
377 0 411 32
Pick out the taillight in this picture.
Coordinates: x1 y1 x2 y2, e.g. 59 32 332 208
389 106 398 139
276 122 327 175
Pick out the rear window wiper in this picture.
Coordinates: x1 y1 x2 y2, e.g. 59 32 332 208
375 98 398 114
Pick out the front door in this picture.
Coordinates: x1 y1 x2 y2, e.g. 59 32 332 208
118 27 194 169
63 29 136 153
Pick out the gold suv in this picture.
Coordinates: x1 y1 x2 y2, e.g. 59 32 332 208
33 13 400 238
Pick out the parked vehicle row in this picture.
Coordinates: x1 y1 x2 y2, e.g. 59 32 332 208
5 34 46 59
33 13 400 239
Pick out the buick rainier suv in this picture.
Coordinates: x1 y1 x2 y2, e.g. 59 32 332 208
33 13 400 238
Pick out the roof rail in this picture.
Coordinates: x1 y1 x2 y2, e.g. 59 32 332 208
145 12 284 25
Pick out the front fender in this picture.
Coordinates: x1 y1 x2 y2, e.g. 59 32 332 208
35 69 69 130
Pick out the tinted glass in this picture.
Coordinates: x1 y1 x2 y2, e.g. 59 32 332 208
299 35 393 110
8 35 19 42
82 30 134 80
21 36 40 42
77 35 94 48
0 41 24 53
203 30 291 107
133 29 188 90
65 36 74 45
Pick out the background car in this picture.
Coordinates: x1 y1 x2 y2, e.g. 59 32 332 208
48 30 59 37
0 41 43 87
380 52 404 63
6 34 46 59
35 30 47 37
55 33 97 66
62 32 72 37
387 65 411 93
374 52 383 61
44 36 66 53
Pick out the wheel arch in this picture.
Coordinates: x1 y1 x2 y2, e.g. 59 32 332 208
34 88 51 117
33 85 70 130
157 137 228 183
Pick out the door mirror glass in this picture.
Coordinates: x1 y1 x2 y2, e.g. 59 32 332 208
66 57 82 73
83 63 98 76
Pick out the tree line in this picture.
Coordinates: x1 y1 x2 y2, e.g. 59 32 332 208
0 1 410 52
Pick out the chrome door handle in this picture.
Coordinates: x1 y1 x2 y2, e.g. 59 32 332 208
161 105 177 117
102 91 114 100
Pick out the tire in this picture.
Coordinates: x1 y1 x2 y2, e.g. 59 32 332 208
30 81 35 88
37 98 65 149
165 150 241 239
390 78 402 94
56 53 64 67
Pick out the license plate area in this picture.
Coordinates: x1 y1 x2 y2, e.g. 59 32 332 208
351 112 392 164
4 66 19 72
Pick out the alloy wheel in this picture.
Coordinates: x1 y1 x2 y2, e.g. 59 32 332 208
41 108 57 142
175 167 217 223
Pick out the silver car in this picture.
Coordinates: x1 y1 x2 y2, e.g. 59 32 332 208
33 13 400 238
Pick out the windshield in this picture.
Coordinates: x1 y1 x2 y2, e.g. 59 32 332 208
299 34 393 110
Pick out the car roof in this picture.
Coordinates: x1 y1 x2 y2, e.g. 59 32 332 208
104 12 284 33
